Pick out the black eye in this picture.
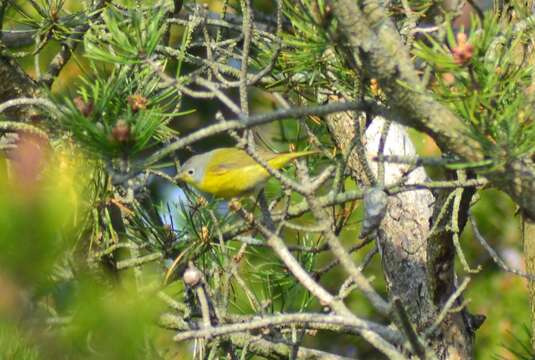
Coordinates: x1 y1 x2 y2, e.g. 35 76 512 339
187 169 194 175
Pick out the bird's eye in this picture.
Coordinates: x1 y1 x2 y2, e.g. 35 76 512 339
187 169 195 175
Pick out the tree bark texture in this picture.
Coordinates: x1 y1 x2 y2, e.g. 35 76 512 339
0 48 39 121
327 0 535 221
326 111 475 359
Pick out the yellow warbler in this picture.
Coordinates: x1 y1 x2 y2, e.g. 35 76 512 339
177 147 315 198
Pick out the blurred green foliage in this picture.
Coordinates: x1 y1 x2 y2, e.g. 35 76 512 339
0 147 79 287
0 148 171 359
0 325 40 360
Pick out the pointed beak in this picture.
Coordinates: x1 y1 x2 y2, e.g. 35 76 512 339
176 170 190 185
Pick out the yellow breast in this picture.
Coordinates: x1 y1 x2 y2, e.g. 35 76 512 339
191 148 315 199
198 164 270 198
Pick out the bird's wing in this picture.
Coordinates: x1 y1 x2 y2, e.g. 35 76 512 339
205 148 313 175
206 149 259 174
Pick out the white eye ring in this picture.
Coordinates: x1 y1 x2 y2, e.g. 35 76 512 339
187 168 195 175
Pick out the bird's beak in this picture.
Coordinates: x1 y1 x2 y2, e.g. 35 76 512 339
176 171 188 184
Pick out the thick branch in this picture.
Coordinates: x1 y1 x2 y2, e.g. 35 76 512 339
325 110 475 358
0 46 39 120
327 0 482 160
327 0 535 220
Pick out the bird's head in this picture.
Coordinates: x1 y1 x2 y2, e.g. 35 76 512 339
176 153 211 188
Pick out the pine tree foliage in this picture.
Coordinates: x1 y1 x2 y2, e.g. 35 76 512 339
415 14 535 160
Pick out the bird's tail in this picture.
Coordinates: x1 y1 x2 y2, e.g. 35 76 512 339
267 149 318 169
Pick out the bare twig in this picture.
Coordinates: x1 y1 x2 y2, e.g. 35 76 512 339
113 100 387 184
296 161 390 315
39 0 108 87
424 277 471 336
174 312 403 344
471 215 535 280
0 97 61 117
238 205 406 359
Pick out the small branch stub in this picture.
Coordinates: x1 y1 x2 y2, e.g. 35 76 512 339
360 187 388 238
183 262 202 287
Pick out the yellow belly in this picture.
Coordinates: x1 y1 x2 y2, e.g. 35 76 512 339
198 165 271 198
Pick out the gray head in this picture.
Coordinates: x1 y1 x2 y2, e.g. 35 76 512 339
177 151 214 186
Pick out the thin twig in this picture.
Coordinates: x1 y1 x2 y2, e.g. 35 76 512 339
296 161 390 315
174 313 403 344
0 97 61 117
39 0 108 87
471 215 535 280
237 205 405 359
424 277 471 336
113 100 386 184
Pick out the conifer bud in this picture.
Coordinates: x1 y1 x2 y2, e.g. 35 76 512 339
196 196 208 207
111 120 130 142
228 199 242 212
442 73 455 86
127 94 148 112
370 78 380 96
73 96 94 117
200 226 210 243
452 32 474 65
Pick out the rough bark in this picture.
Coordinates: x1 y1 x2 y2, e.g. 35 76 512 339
326 112 475 359
0 45 40 121
327 0 535 221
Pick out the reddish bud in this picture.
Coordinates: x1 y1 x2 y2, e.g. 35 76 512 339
451 32 474 65
111 120 130 142
127 94 148 112
73 96 94 117
9 134 49 196
442 72 455 86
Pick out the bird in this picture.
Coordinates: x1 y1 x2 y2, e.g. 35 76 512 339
176 147 315 199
